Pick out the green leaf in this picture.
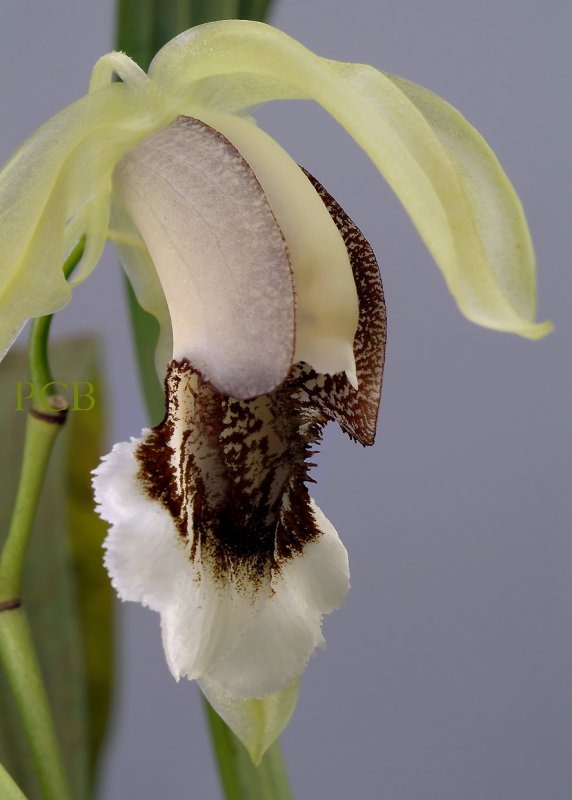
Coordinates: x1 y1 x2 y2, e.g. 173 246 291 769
238 0 275 20
0 336 112 798
59 342 114 790
180 0 240 27
116 0 156 69
118 1 243 69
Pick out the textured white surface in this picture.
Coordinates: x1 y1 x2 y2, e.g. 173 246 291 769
195 108 359 386
94 436 349 697
114 116 295 399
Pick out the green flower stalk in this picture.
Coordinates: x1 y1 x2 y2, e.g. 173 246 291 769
0 20 551 762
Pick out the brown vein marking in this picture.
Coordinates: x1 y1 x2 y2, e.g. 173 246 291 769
136 170 386 590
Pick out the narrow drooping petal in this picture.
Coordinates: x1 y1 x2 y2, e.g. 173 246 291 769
150 20 551 339
387 75 544 335
0 79 169 360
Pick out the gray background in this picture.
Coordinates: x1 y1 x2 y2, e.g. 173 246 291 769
1 1 570 798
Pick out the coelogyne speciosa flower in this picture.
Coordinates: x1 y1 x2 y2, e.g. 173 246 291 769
0 21 551 760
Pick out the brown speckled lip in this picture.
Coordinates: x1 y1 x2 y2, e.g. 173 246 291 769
136 169 386 590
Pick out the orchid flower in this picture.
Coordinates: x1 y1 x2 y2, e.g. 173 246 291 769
0 20 551 761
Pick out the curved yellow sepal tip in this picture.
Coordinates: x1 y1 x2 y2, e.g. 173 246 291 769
513 319 554 340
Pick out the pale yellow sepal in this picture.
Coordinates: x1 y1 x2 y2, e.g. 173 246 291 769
0 75 171 361
151 21 552 339
199 676 299 764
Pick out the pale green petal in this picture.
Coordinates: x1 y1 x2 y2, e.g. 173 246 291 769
0 79 169 359
151 21 550 338
387 75 552 338
109 197 173 378
0 155 72 360
70 184 112 287
199 677 299 765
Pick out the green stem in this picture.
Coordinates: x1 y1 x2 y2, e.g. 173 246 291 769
0 243 85 800
28 239 85 403
0 610 70 800
0 239 85 595
0 415 62 598
0 418 71 800
0 761 27 800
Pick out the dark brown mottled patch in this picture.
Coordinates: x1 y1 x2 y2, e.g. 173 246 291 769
301 169 387 446
136 170 386 589
137 360 325 591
